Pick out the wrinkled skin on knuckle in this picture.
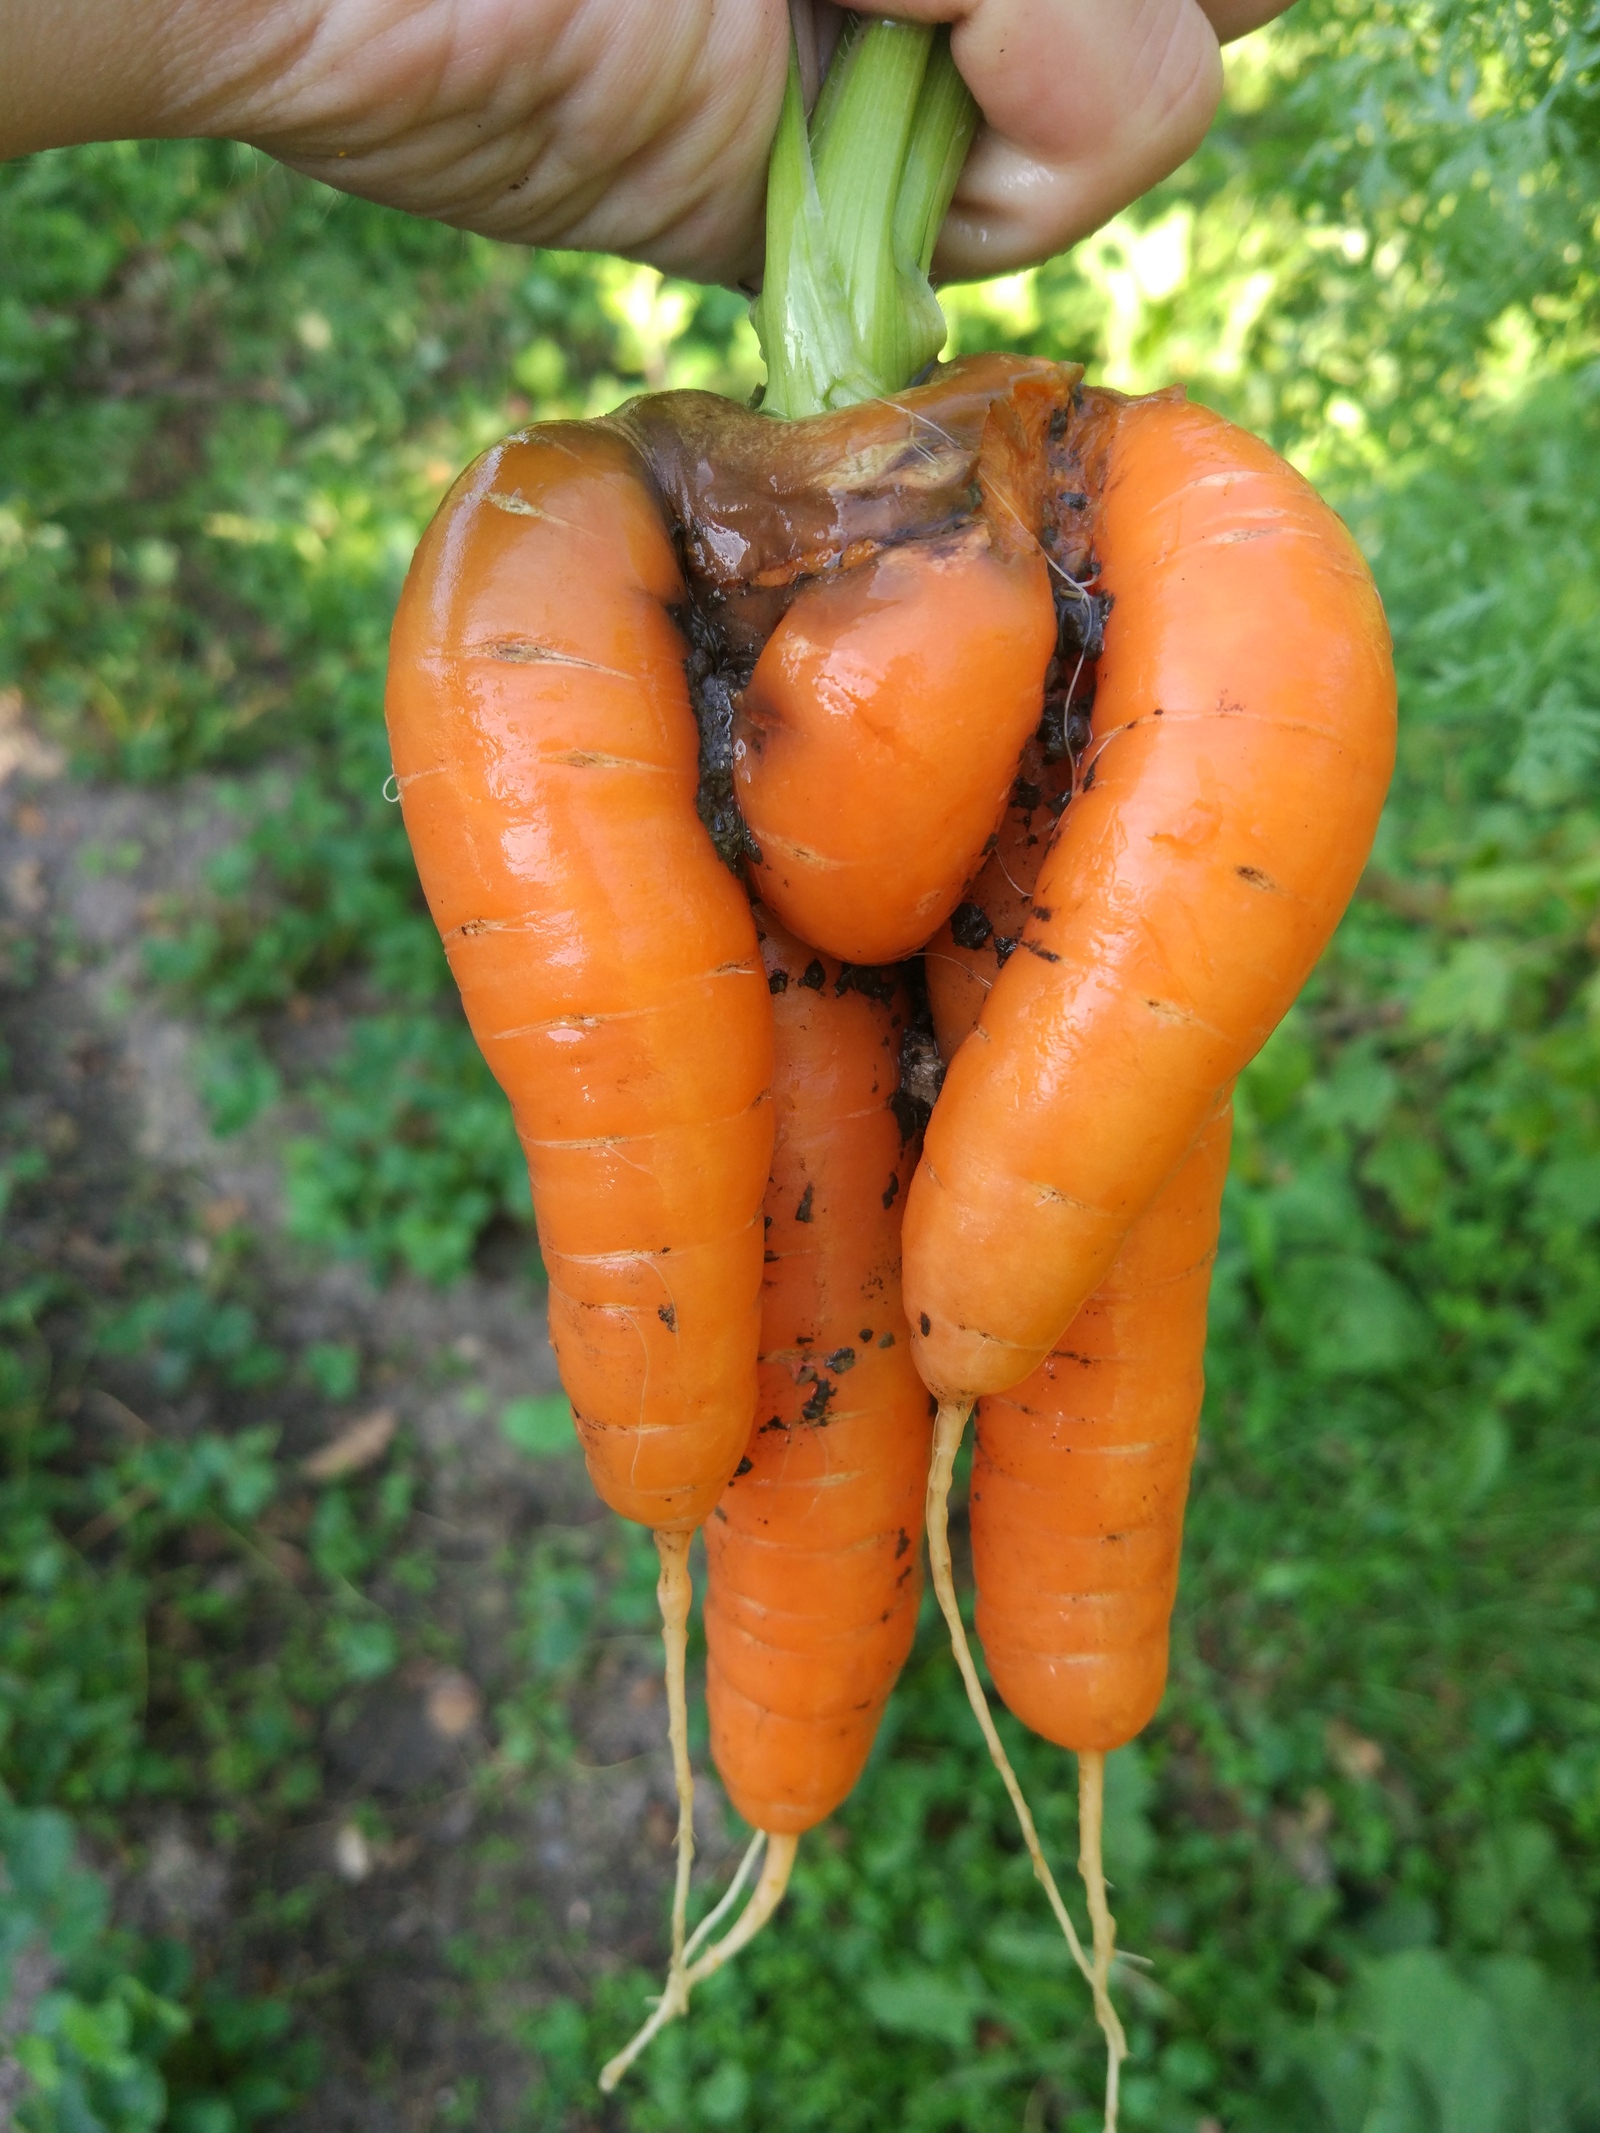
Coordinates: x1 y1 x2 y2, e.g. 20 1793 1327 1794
209 0 790 282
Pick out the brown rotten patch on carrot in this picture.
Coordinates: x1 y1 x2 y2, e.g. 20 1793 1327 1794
625 357 1067 964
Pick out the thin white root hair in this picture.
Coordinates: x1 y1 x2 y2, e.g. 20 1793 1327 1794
925 1401 1129 2125
683 1828 766 1967
598 1954 687 2092
926 1400 1097 1990
598 1832 799 2093
1078 1749 1128 2133
682 1830 797 1986
655 1529 696 1974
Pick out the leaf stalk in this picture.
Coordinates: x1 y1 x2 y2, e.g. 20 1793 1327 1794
753 15 979 418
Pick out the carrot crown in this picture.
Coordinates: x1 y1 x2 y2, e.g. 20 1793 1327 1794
752 17 978 420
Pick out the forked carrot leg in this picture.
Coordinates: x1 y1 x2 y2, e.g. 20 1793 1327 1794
925 1398 1125 2131
655 1529 696 1975
599 1831 798 2091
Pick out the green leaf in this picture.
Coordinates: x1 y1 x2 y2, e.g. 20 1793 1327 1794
1505 681 1600 808
170 2103 237 2133
194 1035 280 1137
327 1617 398 1683
1456 1411 1510 1509
1410 941 1514 1037
698 2060 752 2126
1270 1254 1426 1377
862 1969 982 2049
500 1395 574 1460
302 1340 360 1401
1362 1131 1448 1229
1533 1151 1600 1228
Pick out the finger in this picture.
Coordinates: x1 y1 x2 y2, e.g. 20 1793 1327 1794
1201 0 1295 44
854 0 1225 279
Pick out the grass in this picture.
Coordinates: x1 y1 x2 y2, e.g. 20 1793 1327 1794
4 2 1600 2124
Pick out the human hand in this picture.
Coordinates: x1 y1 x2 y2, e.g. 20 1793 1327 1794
0 0 1290 286
860 0 1294 281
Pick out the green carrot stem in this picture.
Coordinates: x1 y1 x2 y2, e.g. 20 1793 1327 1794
895 35 980 280
753 16 979 419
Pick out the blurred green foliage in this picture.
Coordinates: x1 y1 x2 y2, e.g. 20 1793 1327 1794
4 0 1600 2125
0 1092 425 2121
1 1794 318 2130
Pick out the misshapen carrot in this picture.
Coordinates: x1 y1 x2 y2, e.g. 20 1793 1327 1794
932 1085 1231 2123
916 391 1390 2129
706 909 931 1836
382 341 1070 2092
386 425 773 1533
907 388 1396 1405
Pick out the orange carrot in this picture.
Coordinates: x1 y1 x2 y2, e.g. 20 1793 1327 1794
969 1105 1231 1759
906 386 1396 1406
385 24 1407 2107
924 1102 1231 2127
387 424 774 1532
382 344 1075 2071
706 908 931 1836
927 736 1228 1753
911 386 1393 2127
386 422 776 1995
603 908 932 2087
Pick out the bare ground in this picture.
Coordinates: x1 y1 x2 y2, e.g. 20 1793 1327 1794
1 735 742 2130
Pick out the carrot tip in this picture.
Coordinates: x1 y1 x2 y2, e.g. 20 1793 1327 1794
598 1528 799 2101
598 1830 798 2094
